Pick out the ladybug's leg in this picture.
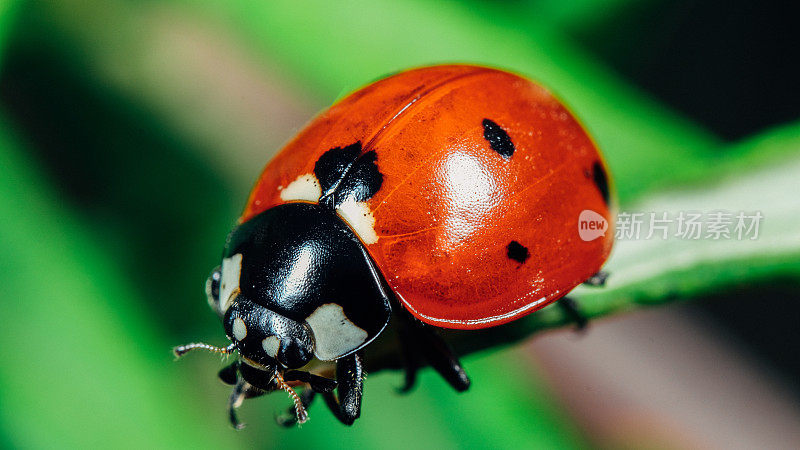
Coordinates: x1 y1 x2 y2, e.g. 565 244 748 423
322 352 364 425
276 389 317 427
238 364 326 425
227 379 248 430
237 362 278 391
220 362 268 395
583 271 609 287
217 361 240 385
413 322 470 392
224 365 271 429
398 312 470 392
558 297 588 330
283 370 337 393
397 325 421 393
274 370 336 425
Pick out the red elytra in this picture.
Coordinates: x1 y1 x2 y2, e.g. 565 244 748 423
241 65 614 330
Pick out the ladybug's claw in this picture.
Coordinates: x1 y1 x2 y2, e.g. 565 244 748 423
397 364 418 394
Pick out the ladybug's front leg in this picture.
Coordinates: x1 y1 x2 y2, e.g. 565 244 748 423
283 370 337 393
226 378 248 429
322 352 364 425
217 361 240 385
221 363 272 429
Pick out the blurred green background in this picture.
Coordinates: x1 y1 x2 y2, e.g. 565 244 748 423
1 1 798 448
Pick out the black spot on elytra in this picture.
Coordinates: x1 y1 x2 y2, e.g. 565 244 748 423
335 151 382 203
592 161 610 205
507 241 529 263
314 142 383 209
314 142 362 194
482 118 515 158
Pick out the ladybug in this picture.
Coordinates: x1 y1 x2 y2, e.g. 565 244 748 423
175 65 614 427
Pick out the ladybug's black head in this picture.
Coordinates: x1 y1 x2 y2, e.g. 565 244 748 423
222 296 315 369
203 265 315 369
177 265 316 371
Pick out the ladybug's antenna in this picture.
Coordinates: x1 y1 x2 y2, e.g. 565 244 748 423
173 342 236 358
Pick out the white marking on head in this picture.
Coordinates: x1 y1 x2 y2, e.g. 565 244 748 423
233 317 247 341
262 336 280 358
220 253 242 312
280 173 322 202
336 200 378 245
305 303 368 361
